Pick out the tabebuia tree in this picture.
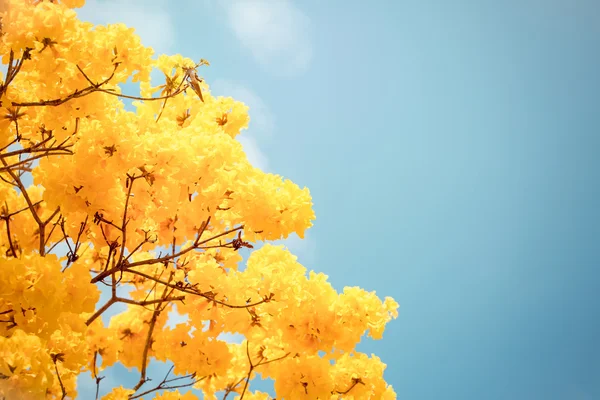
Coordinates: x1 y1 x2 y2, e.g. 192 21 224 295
0 1 398 399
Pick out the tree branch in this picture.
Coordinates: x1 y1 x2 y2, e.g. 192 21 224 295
124 269 274 309
223 341 290 400
128 365 205 399
131 273 175 391
52 354 67 400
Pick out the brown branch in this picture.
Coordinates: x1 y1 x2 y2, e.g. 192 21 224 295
58 217 75 262
123 230 157 264
85 297 117 326
84 292 184 326
128 365 205 399
62 215 87 271
0 136 54 158
44 215 62 249
12 62 188 108
116 173 138 269
92 351 104 400
0 200 38 258
117 295 185 308
0 126 75 160
0 49 30 98
125 223 242 269
0 122 77 176
223 376 248 400
1 201 41 218
111 270 117 297
131 273 175 391
0 173 18 186
141 267 166 305
0 51 15 99
155 71 188 123
76 64 106 87
3 217 16 257
101 87 188 102
90 216 227 283
10 62 120 108
59 215 88 272
44 206 60 226
239 341 253 399
0 158 42 225
45 234 66 255
0 137 20 153
334 377 366 395
0 150 74 173
224 341 290 400
93 212 122 231
124 269 273 309
52 354 67 400
0 157 49 254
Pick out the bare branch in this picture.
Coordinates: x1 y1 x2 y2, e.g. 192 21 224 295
12 62 188 108
91 216 240 284
131 273 175 391
51 354 67 400
224 341 290 400
85 297 117 326
124 269 274 309
92 351 105 400
116 173 138 269
128 365 205 399
333 377 366 395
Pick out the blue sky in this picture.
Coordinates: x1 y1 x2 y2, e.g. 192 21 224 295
72 0 600 398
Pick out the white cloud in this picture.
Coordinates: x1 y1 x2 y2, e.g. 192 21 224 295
237 135 270 171
220 0 313 77
75 0 175 55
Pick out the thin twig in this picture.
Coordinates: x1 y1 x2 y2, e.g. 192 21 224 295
52 356 67 400
124 269 274 309
128 365 205 399
131 273 175 391
334 377 366 395
224 341 290 400
0 157 47 254
12 63 188 108
90 216 233 283
91 351 105 400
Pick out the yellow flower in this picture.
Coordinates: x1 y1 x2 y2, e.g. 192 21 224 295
0 1 396 397
101 386 135 400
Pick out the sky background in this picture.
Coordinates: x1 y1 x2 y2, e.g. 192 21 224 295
71 0 600 398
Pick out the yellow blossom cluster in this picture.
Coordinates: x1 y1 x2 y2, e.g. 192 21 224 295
0 254 99 399
0 0 398 399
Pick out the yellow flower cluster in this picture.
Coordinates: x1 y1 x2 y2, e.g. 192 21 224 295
0 0 398 398
0 255 99 398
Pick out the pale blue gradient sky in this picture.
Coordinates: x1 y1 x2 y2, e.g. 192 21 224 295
74 0 600 398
